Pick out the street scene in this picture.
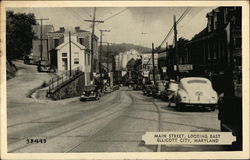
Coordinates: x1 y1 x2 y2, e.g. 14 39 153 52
6 6 242 152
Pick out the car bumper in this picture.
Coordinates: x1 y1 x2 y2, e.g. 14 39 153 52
80 95 96 99
181 102 217 106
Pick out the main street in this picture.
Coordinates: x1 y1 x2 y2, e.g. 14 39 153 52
7 61 223 152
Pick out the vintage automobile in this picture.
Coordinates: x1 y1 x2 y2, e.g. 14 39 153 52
23 55 34 64
80 85 101 101
37 60 56 72
175 77 218 111
145 84 155 96
142 84 148 95
133 84 143 90
152 80 167 98
103 85 113 94
160 80 179 101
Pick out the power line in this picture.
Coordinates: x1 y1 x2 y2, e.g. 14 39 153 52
158 7 191 49
83 8 129 30
103 8 128 21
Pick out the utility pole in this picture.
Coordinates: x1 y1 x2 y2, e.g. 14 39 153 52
152 43 156 85
99 29 110 73
84 7 104 80
107 42 110 72
36 18 49 61
69 32 72 76
173 15 179 81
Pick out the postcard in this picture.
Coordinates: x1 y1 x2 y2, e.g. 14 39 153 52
1 0 249 159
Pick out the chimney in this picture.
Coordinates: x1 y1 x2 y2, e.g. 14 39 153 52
75 26 80 32
59 27 65 32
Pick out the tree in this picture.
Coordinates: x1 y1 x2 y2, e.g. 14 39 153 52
6 11 37 61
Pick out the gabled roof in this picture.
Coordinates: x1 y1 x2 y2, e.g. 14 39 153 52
56 39 85 50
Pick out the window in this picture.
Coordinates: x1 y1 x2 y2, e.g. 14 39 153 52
88 54 90 65
62 53 67 57
187 80 207 84
74 58 79 64
234 37 242 49
54 39 59 47
74 52 79 57
79 38 84 45
214 14 218 30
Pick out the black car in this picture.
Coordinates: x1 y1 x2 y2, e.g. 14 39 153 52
133 84 143 90
152 80 167 98
80 85 101 101
37 60 56 72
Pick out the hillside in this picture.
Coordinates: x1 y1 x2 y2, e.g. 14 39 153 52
99 43 151 60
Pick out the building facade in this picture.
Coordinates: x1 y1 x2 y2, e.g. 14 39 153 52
47 26 99 73
55 35 91 85
32 25 54 63
182 7 241 93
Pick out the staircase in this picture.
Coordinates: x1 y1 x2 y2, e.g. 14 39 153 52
47 67 85 100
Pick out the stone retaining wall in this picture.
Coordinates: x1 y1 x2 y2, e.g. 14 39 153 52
49 73 85 100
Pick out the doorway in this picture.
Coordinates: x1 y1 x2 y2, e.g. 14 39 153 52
62 58 68 70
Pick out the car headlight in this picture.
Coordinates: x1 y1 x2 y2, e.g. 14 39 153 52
91 91 94 94
83 91 85 94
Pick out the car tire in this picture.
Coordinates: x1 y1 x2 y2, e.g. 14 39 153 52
210 105 216 111
95 94 100 100
176 101 183 112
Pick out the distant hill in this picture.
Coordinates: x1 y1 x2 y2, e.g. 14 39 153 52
99 43 151 61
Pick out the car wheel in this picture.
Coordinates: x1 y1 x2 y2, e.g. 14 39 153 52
210 105 216 111
176 100 183 112
95 94 100 100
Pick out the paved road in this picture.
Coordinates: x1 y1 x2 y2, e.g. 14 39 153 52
7 61 223 152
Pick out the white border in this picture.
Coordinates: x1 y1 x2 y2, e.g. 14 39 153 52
1 1 249 159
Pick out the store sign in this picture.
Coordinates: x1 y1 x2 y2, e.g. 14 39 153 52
178 64 193 71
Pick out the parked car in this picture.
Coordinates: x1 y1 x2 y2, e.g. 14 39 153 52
80 85 101 101
152 80 167 98
142 84 149 95
23 55 34 64
160 80 179 101
113 84 120 91
133 84 143 90
104 85 113 93
175 77 218 111
37 60 56 72
145 84 155 96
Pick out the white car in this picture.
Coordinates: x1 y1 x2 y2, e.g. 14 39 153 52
175 77 218 111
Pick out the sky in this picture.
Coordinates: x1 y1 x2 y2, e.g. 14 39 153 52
8 7 217 48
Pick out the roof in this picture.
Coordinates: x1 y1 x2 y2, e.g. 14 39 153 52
56 39 85 50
